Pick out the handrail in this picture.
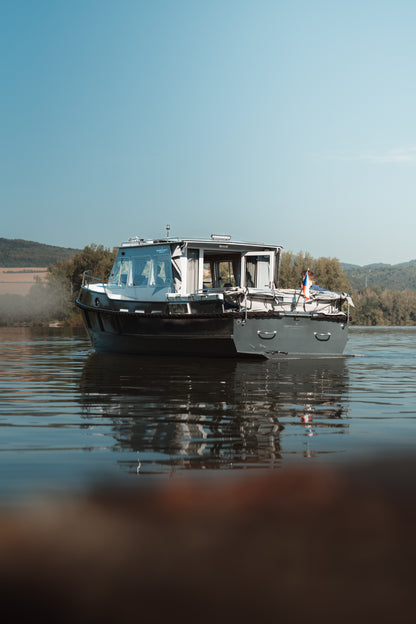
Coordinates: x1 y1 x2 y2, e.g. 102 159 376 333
194 286 245 295
82 270 106 287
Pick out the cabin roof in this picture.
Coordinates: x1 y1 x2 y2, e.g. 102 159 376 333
119 236 282 252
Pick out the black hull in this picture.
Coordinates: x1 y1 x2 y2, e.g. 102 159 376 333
76 300 349 358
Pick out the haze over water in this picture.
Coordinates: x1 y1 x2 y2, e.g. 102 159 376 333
0 326 414 502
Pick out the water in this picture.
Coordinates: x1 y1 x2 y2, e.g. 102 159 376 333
0 326 415 502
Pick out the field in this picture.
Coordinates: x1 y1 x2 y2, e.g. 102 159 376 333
0 268 48 296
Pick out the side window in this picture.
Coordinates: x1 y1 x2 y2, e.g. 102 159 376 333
203 254 241 289
257 256 270 288
187 249 199 293
245 255 270 288
246 258 257 287
203 261 213 289
219 260 237 287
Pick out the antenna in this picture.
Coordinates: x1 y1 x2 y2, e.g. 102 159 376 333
166 224 170 238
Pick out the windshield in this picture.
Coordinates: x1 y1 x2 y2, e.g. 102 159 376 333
108 245 174 299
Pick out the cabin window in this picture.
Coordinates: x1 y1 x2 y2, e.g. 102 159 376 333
245 255 271 288
203 254 241 289
203 262 213 289
132 256 152 286
246 259 256 287
109 257 131 287
187 249 199 293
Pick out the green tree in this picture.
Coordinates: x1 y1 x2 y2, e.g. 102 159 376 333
349 287 416 326
279 251 314 288
313 257 350 292
49 244 116 296
354 291 385 325
279 251 350 292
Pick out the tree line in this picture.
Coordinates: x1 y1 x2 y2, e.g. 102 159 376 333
351 287 416 326
0 245 415 326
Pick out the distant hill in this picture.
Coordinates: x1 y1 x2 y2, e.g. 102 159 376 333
0 238 79 268
341 261 416 291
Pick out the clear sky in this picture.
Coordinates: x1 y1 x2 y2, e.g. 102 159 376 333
1 0 416 265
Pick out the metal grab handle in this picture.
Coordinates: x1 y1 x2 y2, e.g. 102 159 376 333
257 330 277 340
314 332 331 341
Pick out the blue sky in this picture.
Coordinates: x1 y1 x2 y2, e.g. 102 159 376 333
1 0 416 265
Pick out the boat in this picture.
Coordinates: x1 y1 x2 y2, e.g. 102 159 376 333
76 233 353 358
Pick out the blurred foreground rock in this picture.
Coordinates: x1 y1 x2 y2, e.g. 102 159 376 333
0 459 414 623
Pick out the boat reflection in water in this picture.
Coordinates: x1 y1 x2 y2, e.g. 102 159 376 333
79 354 349 475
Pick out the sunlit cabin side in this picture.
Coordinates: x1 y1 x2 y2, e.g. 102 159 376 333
104 236 281 304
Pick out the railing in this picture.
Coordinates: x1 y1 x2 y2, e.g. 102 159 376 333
194 286 246 296
81 270 106 287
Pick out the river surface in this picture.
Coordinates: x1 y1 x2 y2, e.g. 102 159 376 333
0 326 415 502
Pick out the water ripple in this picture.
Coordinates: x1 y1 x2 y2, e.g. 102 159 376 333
0 326 415 500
